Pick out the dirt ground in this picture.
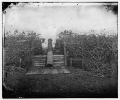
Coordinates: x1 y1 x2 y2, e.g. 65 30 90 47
3 67 118 98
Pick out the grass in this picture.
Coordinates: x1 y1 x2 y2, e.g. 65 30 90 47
3 67 118 98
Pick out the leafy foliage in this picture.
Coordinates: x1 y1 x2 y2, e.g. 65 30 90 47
4 30 44 70
54 30 118 77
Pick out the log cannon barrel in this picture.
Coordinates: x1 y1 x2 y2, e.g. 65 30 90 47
46 38 53 67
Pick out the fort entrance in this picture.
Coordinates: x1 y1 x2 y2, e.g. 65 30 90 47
26 38 70 74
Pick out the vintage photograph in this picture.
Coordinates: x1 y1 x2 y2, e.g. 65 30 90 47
2 2 118 98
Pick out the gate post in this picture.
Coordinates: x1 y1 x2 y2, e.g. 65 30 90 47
70 58 72 67
64 41 67 67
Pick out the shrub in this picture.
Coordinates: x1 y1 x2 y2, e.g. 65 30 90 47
4 30 44 70
54 30 118 77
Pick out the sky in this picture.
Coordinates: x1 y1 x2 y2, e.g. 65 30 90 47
3 3 118 47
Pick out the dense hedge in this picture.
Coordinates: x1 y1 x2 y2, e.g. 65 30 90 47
54 30 118 77
4 30 43 70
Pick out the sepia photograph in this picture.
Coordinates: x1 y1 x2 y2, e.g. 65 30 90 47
2 2 118 98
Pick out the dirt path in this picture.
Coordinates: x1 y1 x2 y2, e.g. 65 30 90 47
4 68 117 98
